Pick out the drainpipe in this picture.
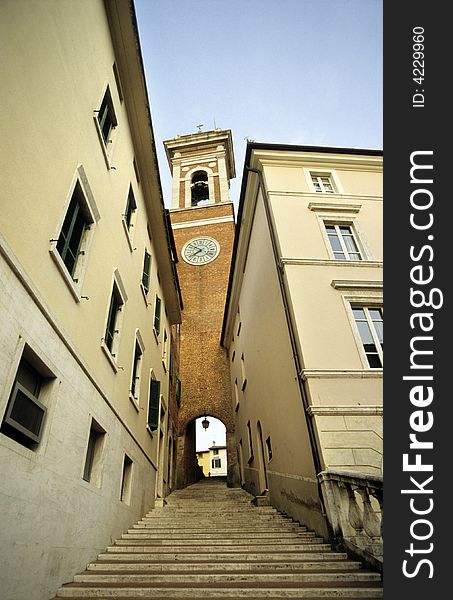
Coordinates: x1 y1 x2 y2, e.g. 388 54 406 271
245 166 326 512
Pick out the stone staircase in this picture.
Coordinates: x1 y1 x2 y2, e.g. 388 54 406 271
53 478 383 599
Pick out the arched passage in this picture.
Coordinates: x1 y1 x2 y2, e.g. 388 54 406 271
175 412 240 489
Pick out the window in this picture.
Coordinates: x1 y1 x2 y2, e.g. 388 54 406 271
1 357 46 448
311 173 335 193
112 62 123 103
191 170 209 206
325 223 362 261
154 295 162 337
162 330 168 369
213 448 219 456
169 352 174 382
247 420 254 463
266 436 273 461
97 85 117 145
142 250 151 294
175 377 181 406
105 287 122 354
212 458 221 469
148 377 161 431
234 378 239 412
83 419 106 485
352 306 383 368
124 186 137 233
241 353 247 390
102 271 127 367
120 454 133 504
56 182 91 278
50 167 99 299
130 335 144 408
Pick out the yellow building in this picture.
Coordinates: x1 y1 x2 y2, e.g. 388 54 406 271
0 1 181 598
222 142 383 568
197 444 228 477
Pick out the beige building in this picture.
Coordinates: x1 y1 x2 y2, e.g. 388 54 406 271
197 443 228 477
0 2 182 599
222 142 383 566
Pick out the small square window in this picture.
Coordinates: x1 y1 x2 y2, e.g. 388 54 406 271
83 419 106 486
311 173 336 194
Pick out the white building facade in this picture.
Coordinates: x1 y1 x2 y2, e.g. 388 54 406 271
0 2 181 598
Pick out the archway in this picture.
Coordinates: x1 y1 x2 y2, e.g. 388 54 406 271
195 416 227 478
175 413 240 490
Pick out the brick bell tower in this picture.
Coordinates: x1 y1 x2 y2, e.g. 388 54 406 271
164 128 240 488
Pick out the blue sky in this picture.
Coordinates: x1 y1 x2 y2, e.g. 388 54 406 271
134 0 382 450
134 0 382 210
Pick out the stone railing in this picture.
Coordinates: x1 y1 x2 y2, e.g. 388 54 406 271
318 469 383 571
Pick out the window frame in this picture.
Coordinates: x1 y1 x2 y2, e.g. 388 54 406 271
50 165 99 301
304 168 344 195
82 418 106 487
341 290 383 370
147 374 161 433
0 343 57 452
351 305 383 369
122 185 137 252
324 222 363 261
94 84 118 168
101 270 128 371
129 331 145 410
153 295 162 338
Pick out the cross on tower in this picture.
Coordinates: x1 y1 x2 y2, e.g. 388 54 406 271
196 123 204 133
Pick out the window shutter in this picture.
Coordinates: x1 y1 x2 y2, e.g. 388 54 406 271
175 377 181 406
148 379 160 430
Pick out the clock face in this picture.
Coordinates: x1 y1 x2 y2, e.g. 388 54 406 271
182 237 220 265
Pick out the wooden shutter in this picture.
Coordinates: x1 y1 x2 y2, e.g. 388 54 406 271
148 379 160 430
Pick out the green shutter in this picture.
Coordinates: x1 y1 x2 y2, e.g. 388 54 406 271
148 379 160 430
169 352 174 382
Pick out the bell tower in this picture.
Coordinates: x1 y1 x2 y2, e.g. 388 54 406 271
164 128 239 488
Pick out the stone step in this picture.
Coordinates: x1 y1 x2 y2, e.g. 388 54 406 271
109 542 329 552
122 531 315 540
130 525 305 533
55 583 384 598
98 552 348 562
73 572 381 585
87 561 364 573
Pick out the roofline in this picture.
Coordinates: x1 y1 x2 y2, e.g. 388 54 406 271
221 141 383 344
244 141 382 157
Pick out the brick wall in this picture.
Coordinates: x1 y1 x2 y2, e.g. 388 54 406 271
170 203 235 435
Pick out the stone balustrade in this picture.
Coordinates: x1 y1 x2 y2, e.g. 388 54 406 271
318 469 383 571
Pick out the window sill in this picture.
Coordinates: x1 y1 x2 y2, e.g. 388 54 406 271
140 283 150 307
94 115 116 170
49 246 82 303
247 454 254 465
100 341 119 373
153 328 160 343
146 424 155 438
121 218 135 252
129 393 140 412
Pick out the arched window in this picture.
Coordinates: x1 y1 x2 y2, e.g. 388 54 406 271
191 170 209 206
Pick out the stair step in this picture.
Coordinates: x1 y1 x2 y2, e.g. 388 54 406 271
97 552 350 562
74 572 381 584
87 561 363 572
118 536 321 544
123 532 314 540
107 543 331 553
56 583 383 598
